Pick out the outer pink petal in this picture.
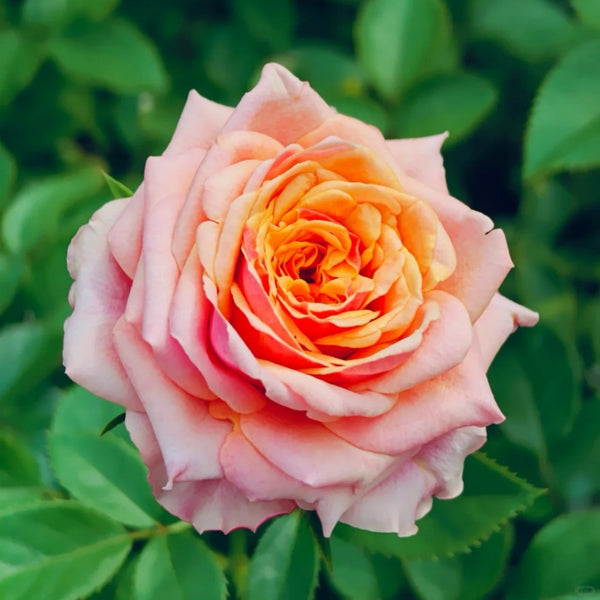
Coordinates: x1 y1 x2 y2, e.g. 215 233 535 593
239 405 398 488
386 134 449 194
325 343 504 455
126 411 292 534
474 293 539 370
221 63 335 145
396 174 513 321
64 199 140 410
352 290 472 394
339 459 438 536
107 186 144 279
113 316 231 487
164 90 233 155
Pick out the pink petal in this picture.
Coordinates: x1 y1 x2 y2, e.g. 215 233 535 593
339 458 438 536
158 478 295 534
169 250 267 413
352 290 472 393
64 199 140 410
221 63 335 145
113 316 231 486
239 405 398 488
386 134 449 194
325 342 504 455
474 293 539 370
164 90 233 155
172 130 283 269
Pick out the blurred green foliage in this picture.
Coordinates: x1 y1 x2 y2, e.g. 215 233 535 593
1 0 599 598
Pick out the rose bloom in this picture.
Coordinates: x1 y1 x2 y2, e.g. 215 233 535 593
64 64 538 537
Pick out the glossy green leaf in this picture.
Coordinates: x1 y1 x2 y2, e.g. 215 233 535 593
247 511 320 600
489 326 580 457
336 453 543 559
0 30 44 105
0 487 49 511
1 167 105 253
524 39 600 177
134 531 227 600
49 387 162 527
572 0 600 30
0 254 23 316
403 527 513 600
329 536 379 600
102 171 134 199
22 0 119 29
0 142 15 207
49 19 168 93
506 510 600 599
394 72 497 145
356 0 451 100
471 0 579 62
0 430 41 487
0 500 132 600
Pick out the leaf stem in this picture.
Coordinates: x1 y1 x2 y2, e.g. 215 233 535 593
128 519 192 541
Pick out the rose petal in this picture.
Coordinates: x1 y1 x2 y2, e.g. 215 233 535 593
164 90 233 155
113 316 230 486
386 134 449 194
64 199 141 410
221 63 335 145
474 293 539 370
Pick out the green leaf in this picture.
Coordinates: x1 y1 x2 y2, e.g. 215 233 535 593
0 30 44 105
247 511 320 600
231 0 295 51
506 509 600 599
329 536 379 600
49 19 168 93
0 322 60 402
336 453 543 559
1 167 105 253
471 0 579 62
99 412 126 436
329 95 390 132
572 0 600 30
524 39 600 177
22 0 119 29
0 254 24 316
488 326 580 457
0 142 16 208
134 531 227 600
0 500 132 600
0 430 41 487
403 526 513 600
0 487 49 511
102 171 134 199
394 72 497 145
356 0 451 100
49 387 163 528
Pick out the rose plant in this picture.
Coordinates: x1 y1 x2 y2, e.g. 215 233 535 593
64 63 538 537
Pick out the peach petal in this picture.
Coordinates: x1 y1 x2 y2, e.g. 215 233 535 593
170 251 267 413
474 293 539 370
353 291 472 393
396 174 513 321
386 134 449 194
172 130 282 268
113 317 231 486
64 199 141 410
164 90 233 155
325 342 503 455
221 63 335 145
240 405 397 488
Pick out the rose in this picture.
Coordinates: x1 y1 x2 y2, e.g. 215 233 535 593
64 63 538 536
